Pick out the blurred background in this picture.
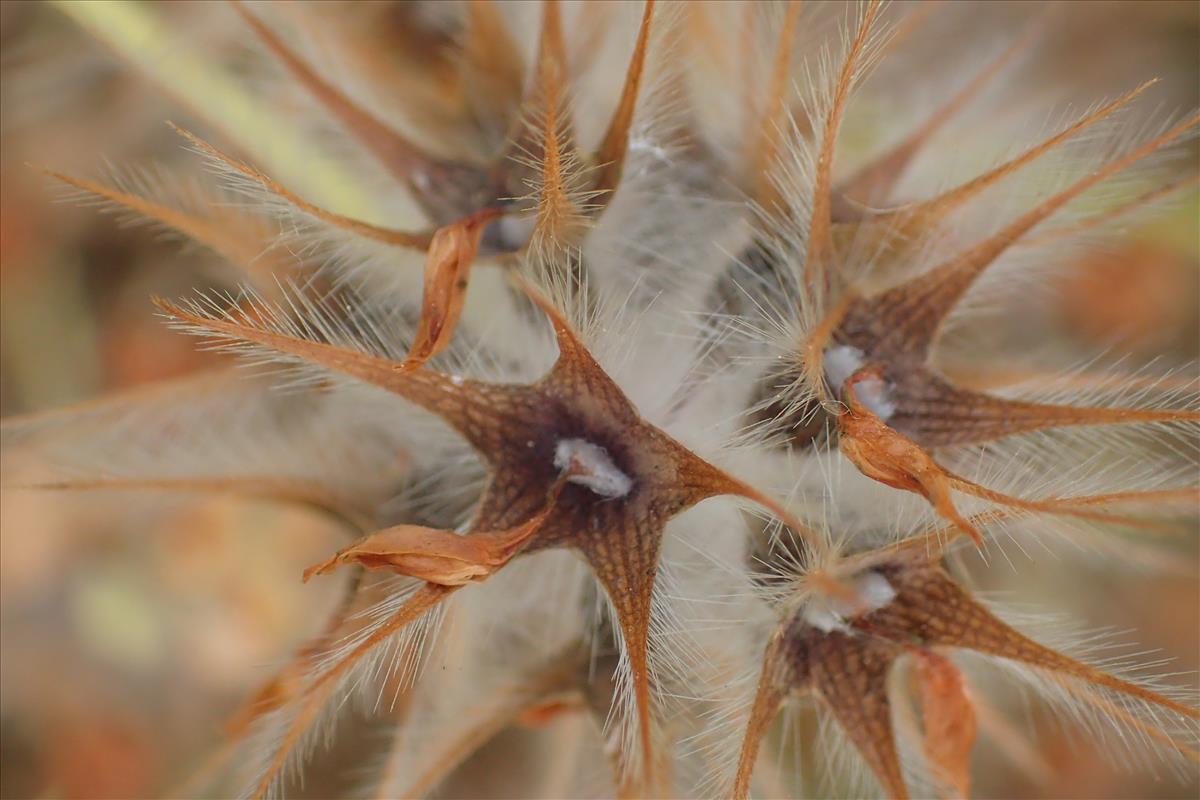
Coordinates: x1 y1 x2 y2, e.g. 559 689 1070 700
1 2 1197 798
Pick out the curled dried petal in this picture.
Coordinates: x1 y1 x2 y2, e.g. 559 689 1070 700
914 650 977 799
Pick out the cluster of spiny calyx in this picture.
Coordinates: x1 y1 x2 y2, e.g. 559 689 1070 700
41 0 659 355
758 3 1200 540
731 545 1200 800
161 281 807 796
8 0 1200 797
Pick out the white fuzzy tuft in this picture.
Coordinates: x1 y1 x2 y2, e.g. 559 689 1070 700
854 375 897 420
802 571 897 633
554 438 634 498
823 344 866 390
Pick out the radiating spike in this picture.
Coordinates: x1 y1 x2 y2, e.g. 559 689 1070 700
884 366 1200 447
525 0 584 250
840 370 1195 543
945 475 1197 536
851 487 1200 571
169 124 434 249
1022 173 1200 247
835 12 1044 210
888 79 1158 228
155 298 521 456
249 583 457 799
229 0 480 213
37 167 285 281
805 0 882 287
871 565 1200 721
581 518 664 793
810 633 909 799
592 0 657 203
749 0 802 208
731 640 791 800
864 111 1199 360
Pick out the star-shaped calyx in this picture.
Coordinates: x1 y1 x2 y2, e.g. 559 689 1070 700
788 109 1200 537
812 108 1199 448
40 0 662 394
731 544 1200 800
159 279 810 794
228 0 656 249
737 8 1197 461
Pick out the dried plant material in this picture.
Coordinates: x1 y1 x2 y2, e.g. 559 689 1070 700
881 79 1160 232
805 1 882 287
401 208 502 370
160 278 818 794
592 0 656 201
302 478 561 585
834 11 1046 214
6 3 1199 799
838 111 1199 364
914 651 976 799
837 369 1191 543
303 519 534 586
523 0 590 256
247 582 455 799
168 124 435 249
838 368 984 544
798 112 1200 461
35 167 287 284
735 556 1198 800
230 0 490 224
875 365 1200 448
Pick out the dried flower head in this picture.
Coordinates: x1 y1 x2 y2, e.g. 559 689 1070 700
2 1 1198 798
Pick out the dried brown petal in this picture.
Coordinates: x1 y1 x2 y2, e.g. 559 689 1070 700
914 650 976 799
838 369 983 544
302 478 559 585
401 208 502 370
